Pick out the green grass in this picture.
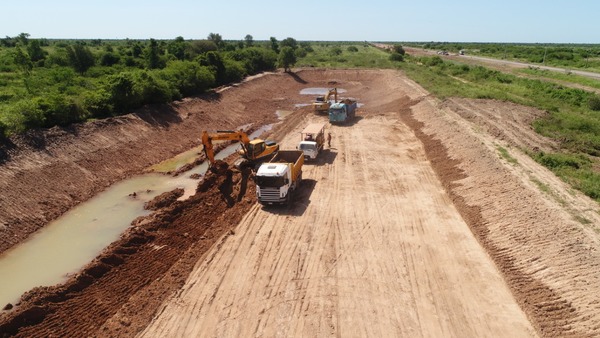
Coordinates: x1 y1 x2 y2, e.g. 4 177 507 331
517 67 600 91
497 146 518 164
297 43 397 69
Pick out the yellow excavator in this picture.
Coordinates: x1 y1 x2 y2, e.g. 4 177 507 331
201 130 279 169
312 88 338 114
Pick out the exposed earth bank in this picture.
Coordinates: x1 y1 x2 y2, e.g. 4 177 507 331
1 69 600 337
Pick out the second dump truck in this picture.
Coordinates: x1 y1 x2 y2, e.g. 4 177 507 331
297 122 326 160
329 98 357 124
255 150 304 205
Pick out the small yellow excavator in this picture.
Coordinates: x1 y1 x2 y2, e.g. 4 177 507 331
201 130 279 169
312 88 338 114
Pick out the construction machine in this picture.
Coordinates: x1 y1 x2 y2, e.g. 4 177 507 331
312 88 338 114
201 130 279 169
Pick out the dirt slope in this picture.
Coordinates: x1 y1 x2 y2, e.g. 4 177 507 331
1 69 600 337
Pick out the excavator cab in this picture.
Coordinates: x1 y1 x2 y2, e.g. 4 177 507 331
312 88 338 114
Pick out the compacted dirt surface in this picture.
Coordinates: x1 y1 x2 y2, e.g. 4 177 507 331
1 69 600 337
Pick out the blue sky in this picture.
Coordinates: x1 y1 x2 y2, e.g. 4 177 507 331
2 0 598 43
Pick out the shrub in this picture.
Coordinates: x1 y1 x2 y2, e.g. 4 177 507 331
389 53 404 62
134 71 175 104
159 61 215 97
223 59 246 84
83 89 113 118
100 52 120 66
347 46 359 52
392 45 405 55
36 93 84 127
105 72 141 114
5 100 45 132
588 95 600 111
295 47 308 58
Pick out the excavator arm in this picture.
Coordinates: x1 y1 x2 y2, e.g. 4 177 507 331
201 130 251 166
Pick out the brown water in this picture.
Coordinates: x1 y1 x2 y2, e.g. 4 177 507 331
0 124 276 308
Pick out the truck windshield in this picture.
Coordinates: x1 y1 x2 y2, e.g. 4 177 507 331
255 176 285 188
299 144 315 150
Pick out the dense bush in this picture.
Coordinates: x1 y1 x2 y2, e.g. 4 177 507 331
389 53 404 62
589 95 600 111
222 59 246 84
159 60 215 97
228 47 277 74
0 34 301 135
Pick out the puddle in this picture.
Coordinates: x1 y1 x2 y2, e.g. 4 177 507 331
300 88 346 96
0 122 278 309
276 110 294 120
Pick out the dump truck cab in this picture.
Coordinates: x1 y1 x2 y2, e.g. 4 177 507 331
298 122 326 160
255 150 304 205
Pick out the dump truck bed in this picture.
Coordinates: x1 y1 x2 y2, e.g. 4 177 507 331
301 123 326 136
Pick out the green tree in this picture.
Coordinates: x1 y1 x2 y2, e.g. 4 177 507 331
207 32 223 49
229 47 277 74
16 33 30 46
167 36 186 60
27 39 46 63
280 37 297 50
13 46 33 75
132 43 143 58
100 52 120 66
270 37 279 53
189 40 217 56
278 46 296 72
145 38 162 69
244 34 254 47
106 72 141 114
66 44 95 74
198 51 226 84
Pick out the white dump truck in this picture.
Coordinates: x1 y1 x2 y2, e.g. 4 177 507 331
255 150 304 205
297 122 326 160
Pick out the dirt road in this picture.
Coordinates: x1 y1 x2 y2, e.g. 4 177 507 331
138 99 535 337
2 69 600 337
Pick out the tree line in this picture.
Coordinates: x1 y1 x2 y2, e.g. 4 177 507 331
0 33 309 136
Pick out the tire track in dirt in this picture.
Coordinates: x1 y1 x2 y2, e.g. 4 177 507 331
139 85 535 337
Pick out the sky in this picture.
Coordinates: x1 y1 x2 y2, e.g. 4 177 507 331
2 0 599 43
